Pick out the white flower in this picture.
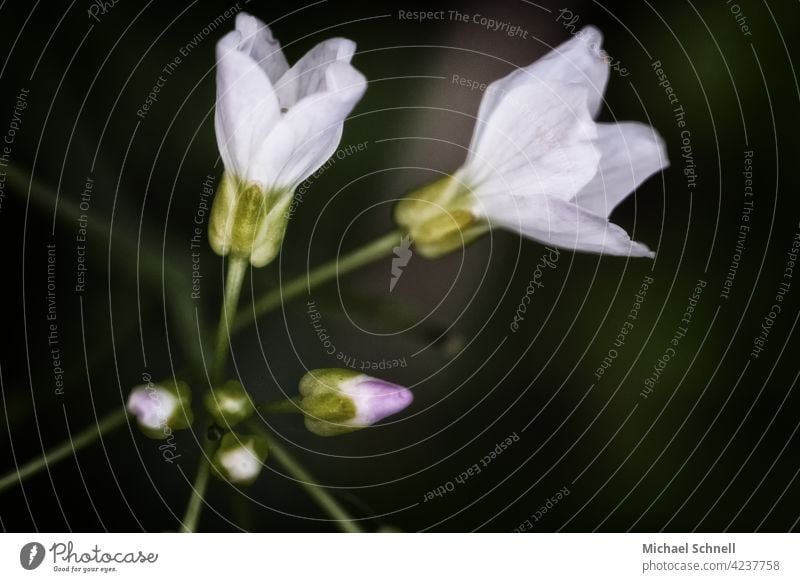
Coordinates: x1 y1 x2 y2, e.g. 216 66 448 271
396 27 667 259
210 13 367 267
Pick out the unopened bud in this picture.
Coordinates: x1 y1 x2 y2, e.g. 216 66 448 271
211 432 269 485
127 379 193 439
204 380 255 427
299 368 413 437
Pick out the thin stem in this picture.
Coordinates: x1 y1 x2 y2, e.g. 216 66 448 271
181 256 248 532
233 229 402 333
212 256 249 382
180 435 215 533
0 408 128 493
267 434 363 533
259 398 302 414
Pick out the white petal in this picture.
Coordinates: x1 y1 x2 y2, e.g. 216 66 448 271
472 26 609 154
463 79 600 203
249 61 366 189
234 13 290 83
477 193 654 257
526 27 609 117
214 30 281 178
219 444 261 483
572 122 668 217
341 375 414 427
273 38 356 109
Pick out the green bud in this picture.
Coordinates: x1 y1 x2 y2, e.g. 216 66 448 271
298 368 414 437
203 380 255 427
126 379 194 440
394 175 489 258
211 432 269 485
208 172 293 268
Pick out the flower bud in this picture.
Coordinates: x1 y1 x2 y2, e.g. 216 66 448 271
394 175 488 258
298 368 413 437
211 432 269 485
208 172 293 268
126 379 193 439
204 380 255 427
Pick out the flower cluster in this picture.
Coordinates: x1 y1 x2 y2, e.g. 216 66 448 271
127 14 668 489
211 16 666 267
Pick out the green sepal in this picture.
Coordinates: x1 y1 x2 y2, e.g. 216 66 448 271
208 172 293 268
298 368 361 437
394 175 489 258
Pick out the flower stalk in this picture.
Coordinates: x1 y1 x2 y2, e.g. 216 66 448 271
259 398 302 414
234 229 402 333
180 435 217 533
212 256 249 382
182 256 249 533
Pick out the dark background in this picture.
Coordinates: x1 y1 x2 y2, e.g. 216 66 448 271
1 0 799 532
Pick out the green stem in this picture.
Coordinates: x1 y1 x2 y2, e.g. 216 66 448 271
181 256 249 532
267 434 362 533
180 435 215 533
259 398 302 414
233 229 402 333
212 257 249 382
0 408 128 493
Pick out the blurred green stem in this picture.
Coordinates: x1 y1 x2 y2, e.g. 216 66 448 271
8 163 205 370
6 163 172 285
267 434 362 533
182 256 248 532
0 408 128 493
233 229 402 333
180 434 215 533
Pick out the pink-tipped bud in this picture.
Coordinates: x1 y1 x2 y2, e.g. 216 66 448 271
127 379 193 439
298 369 413 437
